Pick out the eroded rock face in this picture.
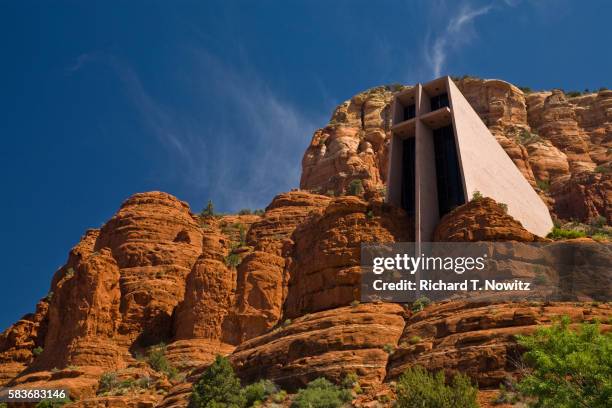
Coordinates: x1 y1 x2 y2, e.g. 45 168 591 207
95 192 204 348
300 86 402 198
387 301 611 387
284 197 412 318
231 303 406 390
225 192 331 344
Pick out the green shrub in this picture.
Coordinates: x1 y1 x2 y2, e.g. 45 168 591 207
498 202 508 214
190 355 246 408
471 190 483 201
396 366 478 408
515 316 612 407
350 300 360 307
594 165 610 174
33 346 44 357
147 343 178 379
98 371 119 394
341 372 359 390
412 296 432 312
519 86 533 94
409 335 422 345
291 377 352 408
225 253 242 269
238 209 252 215
35 398 71 408
383 343 395 354
536 179 550 192
547 227 586 240
272 390 287 403
243 379 277 407
45 291 54 302
347 179 364 196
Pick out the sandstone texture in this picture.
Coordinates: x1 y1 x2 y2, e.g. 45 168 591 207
301 78 611 224
1 77 610 407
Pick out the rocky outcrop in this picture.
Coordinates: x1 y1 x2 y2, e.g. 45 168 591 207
301 78 611 224
231 303 406 390
284 197 412 318
300 86 402 197
387 301 611 387
433 197 541 242
225 192 331 344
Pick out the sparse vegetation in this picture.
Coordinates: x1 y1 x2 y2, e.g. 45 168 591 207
408 335 422 345
98 371 119 394
350 300 360 307
395 366 478 408
594 165 610 174
412 296 432 312
238 209 252 215
341 372 361 394
33 346 44 357
471 190 483 201
547 227 586 240
383 343 395 354
519 86 533 94
291 377 352 408
365 209 374 219
146 343 178 379
348 179 364 196
515 316 612 407
225 252 242 269
498 202 508 214
45 291 54 302
536 179 550 192
518 129 542 145
35 398 72 408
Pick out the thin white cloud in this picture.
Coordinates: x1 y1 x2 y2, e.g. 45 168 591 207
424 2 495 77
68 50 324 212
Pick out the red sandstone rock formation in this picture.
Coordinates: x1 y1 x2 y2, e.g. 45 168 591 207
0 78 610 407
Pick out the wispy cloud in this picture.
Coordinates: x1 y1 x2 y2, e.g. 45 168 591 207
424 2 495 77
69 50 324 212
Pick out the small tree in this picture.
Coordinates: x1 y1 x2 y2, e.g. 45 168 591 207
396 366 478 408
190 355 246 408
515 316 612 408
201 200 215 217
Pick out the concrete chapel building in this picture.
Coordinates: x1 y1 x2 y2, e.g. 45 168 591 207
386 76 553 241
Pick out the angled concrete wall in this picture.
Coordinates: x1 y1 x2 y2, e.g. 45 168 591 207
446 77 553 237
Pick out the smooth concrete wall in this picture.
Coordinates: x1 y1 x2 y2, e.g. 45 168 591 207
415 84 440 242
446 77 553 236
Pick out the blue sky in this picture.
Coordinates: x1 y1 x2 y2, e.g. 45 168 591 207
1 0 610 330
